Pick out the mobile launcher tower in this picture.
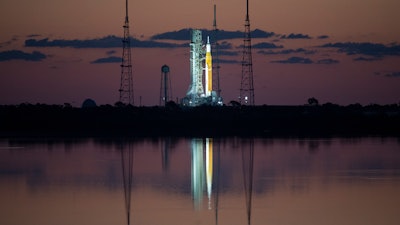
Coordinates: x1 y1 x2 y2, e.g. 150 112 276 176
182 30 223 106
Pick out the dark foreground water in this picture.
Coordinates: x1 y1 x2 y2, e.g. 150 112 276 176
1 136 400 225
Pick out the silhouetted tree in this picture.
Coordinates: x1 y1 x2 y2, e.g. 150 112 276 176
229 100 241 107
114 101 126 108
166 101 179 110
307 97 319 106
82 99 97 108
63 103 72 108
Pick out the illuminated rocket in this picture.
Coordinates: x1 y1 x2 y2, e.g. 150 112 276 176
181 4 223 106
183 28 221 106
205 36 213 97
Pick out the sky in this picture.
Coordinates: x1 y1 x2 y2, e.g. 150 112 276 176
1 0 400 106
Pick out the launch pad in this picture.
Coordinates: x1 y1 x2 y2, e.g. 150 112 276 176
181 29 223 107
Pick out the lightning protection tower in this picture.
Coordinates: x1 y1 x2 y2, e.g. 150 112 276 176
160 65 172 106
212 4 221 99
240 0 255 105
119 0 134 105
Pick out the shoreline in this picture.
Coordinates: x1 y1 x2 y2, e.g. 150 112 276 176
1 104 399 137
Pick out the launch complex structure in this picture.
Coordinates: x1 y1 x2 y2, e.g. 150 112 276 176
118 0 253 107
182 0 254 107
182 29 223 106
180 4 223 106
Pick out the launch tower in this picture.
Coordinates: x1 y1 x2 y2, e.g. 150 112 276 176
118 0 134 105
240 0 255 105
186 29 204 105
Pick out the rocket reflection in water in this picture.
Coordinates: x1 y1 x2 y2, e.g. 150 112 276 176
190 138 214 210
190 138 253 225
206 138 213 209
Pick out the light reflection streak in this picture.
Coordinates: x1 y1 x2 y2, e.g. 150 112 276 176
190 138 215 211
191 138 205 210
161 138 170 172
206 138 213 209
214 139 221 225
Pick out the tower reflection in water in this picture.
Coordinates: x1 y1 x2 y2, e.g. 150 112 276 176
242 138 254 225
120 142 134 225
118 137 254 225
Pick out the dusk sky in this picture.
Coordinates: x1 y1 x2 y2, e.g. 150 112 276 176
1 0 400 106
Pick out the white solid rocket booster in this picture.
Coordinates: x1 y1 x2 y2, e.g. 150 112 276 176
205 36 212 97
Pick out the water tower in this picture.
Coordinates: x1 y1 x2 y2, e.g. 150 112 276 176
160 65 172 106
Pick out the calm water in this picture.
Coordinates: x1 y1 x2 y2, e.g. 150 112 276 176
1 137 400 225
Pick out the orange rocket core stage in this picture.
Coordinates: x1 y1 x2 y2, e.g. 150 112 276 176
205 36 212 97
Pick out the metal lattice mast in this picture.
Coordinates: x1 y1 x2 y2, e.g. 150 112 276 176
240 0 255 105
160 65 172 106
119 0 134 105
212 4 221 98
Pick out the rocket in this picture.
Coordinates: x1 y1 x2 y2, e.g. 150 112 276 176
205 36 212 97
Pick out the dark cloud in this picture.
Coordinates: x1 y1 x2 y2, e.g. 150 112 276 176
151 28 275 40
91 56 122 64
106 50 116 55
268 55 338 64
217 50 239 56
251 42 283 49
258 48 315 55
383 71 400 78
316 58 339 64
150 29 190 40
317 35 329 39
320 42 400 57
218 41 233 50
0 37 18 47
353 56 381 61
0 50 46 61
25 36 187 48
374 71 400 78
27 34 41 38
271 56 313 64
280 33 311 39
218 59 241 64
250 29 275 39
